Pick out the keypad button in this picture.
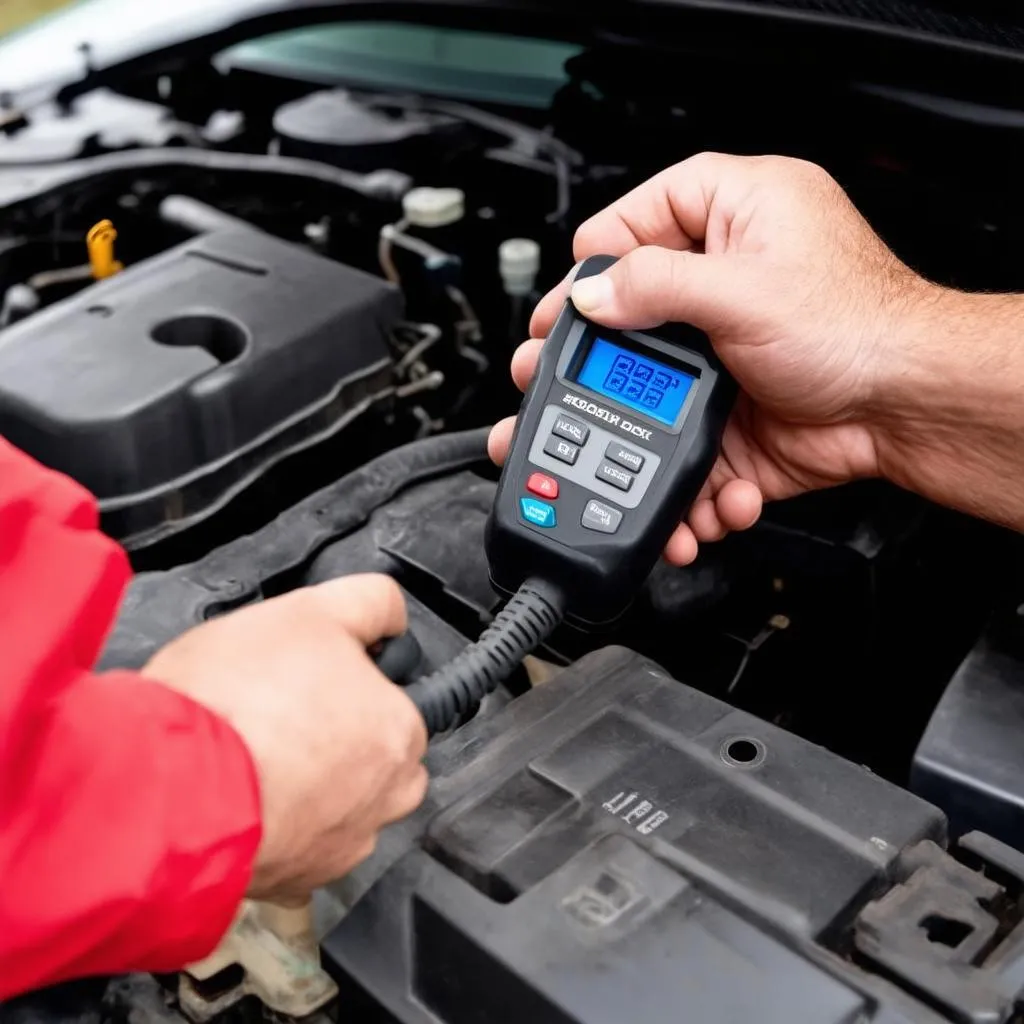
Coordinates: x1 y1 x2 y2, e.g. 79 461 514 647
520 497 557 528
582 500 623 534
544 434 580 466
605 442 645 474
552 415 590 446
596 460 634 492
527 472 559 500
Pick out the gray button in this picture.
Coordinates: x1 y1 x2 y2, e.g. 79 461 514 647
544 434 580 466
582 500 623 534
553 415 590 446
605 442 645 473
596 460 634 491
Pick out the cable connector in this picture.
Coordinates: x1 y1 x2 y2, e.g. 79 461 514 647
405 578 565 736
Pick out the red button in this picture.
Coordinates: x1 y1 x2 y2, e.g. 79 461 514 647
527 472 559 500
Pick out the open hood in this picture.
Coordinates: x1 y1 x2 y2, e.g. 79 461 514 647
0 0 331 97
3 0 1024 104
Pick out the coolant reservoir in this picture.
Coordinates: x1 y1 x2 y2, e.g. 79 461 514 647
402 186 466 229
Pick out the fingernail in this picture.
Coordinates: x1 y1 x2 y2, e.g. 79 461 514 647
571 274 614 313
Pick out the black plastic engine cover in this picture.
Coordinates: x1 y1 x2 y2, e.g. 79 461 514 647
0 225 400 546
326 647 949 1024
913 603 1024 847
274 90 467 173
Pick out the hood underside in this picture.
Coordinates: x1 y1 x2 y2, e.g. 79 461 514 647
3 0 1024 105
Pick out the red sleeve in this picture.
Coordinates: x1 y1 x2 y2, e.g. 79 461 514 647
0 439 263 1001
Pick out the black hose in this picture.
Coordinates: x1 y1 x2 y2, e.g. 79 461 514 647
405 577 565 736
100 428 491 670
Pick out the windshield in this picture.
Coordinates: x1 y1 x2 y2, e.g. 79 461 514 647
220 24 581 108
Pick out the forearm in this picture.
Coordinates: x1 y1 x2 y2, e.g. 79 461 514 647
871 286 1024 531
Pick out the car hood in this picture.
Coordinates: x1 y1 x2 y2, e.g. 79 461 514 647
0 0 326 96
1 0 1022 102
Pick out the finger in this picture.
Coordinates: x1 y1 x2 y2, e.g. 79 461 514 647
511 338 543 392
573 151 749 261
573 161 707 258
569 245 738 332
538 152 744 337
689 499 727 543
530 275 572 340
663 524 699 566
307 574 408 645
378 763 430 826
690 481 762 543
715 479 763 532
488 417 516 466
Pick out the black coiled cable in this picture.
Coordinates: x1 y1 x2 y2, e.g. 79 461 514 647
405 578 565 736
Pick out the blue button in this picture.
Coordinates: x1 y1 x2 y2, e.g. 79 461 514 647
520 497 557 528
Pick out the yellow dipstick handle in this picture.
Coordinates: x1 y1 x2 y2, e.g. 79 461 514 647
86 220 124 280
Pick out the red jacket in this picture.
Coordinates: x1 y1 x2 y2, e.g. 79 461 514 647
0 439 262 1000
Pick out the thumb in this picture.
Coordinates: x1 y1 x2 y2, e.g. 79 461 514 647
570 246 740 332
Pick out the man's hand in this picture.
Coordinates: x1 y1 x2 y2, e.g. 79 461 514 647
490 153 939 564
144 574 427 904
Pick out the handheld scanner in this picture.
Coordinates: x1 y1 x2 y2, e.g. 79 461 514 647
486 255 737 627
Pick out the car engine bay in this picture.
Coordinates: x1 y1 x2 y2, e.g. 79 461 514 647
6 3 1024 1022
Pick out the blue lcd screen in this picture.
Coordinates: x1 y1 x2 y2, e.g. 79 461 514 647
574 337 695 426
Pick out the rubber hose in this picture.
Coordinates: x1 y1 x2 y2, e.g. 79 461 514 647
405 578 565 736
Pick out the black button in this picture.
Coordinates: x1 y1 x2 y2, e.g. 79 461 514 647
605 442 645 473
582 500 623 534
596 460 634 491
552 415 590 446
544 434 581 466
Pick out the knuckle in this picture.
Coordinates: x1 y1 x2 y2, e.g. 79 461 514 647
682 150 726 175
379 698 426 766
282 587 322 623
779 157 835 191
402 766 430 813
385 765 429 824
353 573 408 634
399 699 429 759
796 159 834 188
378 730 408 770
358 572 404 606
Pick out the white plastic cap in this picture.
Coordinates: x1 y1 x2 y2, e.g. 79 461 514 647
499 238 541 297
402 187 465 229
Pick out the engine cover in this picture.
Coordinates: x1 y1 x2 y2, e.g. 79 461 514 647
325 647 1021 1023
0 225 400 545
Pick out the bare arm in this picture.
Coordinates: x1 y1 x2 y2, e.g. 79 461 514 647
874 288 1024 532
